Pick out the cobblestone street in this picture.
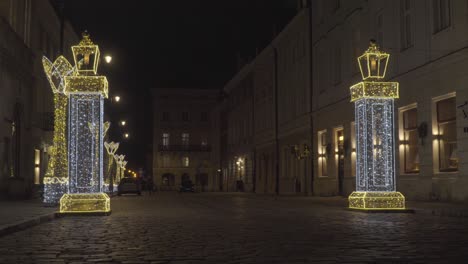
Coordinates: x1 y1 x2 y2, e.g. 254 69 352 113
1 193 467 263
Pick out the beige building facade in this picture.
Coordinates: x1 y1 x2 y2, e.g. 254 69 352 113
0 0 78 198
311 0 468 201
218 0 468 201
151 89 219 191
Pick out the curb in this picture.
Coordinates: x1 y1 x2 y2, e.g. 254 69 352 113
0 212 57 238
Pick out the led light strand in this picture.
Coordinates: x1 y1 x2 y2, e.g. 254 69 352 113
348 41 406 210
42 56 75 204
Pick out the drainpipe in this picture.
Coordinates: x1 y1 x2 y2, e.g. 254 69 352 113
274 46 280 196
307 0 315 196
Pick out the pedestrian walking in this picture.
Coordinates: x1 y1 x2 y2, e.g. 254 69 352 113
147 177 155 195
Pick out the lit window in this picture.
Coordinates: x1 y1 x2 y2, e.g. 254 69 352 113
182 157 189 167
402 108 419 173
162 133 170 146
182 133 189 146
318 130 328 176
436 97 457 172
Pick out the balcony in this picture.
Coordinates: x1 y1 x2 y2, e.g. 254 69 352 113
158 145 211 152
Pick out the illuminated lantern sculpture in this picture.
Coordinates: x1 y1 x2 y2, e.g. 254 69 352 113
42 56 75 204
59 32 110 214
348 40 406 210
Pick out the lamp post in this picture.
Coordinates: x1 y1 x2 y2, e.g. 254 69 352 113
291 143 311 194
348 40 406 210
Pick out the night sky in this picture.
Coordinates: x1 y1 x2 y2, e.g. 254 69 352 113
59 0 297 173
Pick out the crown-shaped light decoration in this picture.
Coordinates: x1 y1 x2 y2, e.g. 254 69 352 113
42 56 75 94
121 160 128 169
357 39 389 81
114 154 125 164
104 141 119 156
103 121 111 137
72 31 100 75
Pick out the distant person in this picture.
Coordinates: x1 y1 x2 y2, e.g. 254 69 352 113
147 177 155 195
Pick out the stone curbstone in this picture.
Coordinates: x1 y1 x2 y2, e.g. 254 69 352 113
0 212 57 238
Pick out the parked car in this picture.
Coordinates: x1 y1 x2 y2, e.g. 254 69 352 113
118 177 141 196
179 179 195 193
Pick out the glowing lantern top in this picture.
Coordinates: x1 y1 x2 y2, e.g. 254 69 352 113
358 40 389 81
350 40 398 102
72 31 101 75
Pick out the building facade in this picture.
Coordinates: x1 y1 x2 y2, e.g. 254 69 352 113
151 89 219 191
217 0 468 201
0 0 78 198
311 0 468 201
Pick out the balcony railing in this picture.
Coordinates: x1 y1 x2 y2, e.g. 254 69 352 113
158 144 211 152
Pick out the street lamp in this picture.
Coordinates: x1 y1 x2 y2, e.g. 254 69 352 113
124 133 129 139
120 120 126 126
104 55 112 64
114 95 120 103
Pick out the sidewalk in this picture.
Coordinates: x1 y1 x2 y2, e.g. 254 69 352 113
0 199 57 237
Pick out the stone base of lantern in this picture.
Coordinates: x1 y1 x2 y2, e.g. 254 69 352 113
348 191 411 211
58 193 111 215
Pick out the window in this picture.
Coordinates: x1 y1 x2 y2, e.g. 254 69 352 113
162 133 170 146
318 130 328 176
436 97 457 172
433 0 451 33
402 108 419 173
318 50 329 93
182 112 189 122
162 112 170 122
182 133 189 146
333 45 341 85
162 174 175 186
351 28 361 74
182 156 190 167
331 0 340 13
377 12 384 48
162 154 170 168
201 112 208 122
400 0 413 49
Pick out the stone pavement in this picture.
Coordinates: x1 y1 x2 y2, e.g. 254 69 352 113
0 192 468 263
0 198 57 237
